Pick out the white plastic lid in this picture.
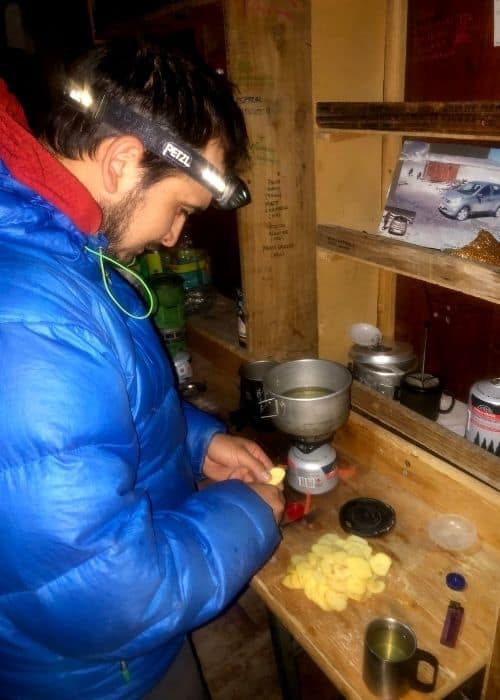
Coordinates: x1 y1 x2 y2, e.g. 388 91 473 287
350 323 382 347
428 514 477 551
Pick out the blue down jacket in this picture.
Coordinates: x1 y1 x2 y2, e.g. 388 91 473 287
0 162 280 699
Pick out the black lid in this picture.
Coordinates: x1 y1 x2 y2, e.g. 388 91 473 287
339 498 396 537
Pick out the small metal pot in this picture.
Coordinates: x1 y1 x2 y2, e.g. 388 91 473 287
349 341 416 399
261 358 352 442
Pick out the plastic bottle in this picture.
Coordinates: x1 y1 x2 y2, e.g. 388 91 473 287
166 227 215 314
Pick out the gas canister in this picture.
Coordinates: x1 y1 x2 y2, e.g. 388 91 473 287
465 378 500 456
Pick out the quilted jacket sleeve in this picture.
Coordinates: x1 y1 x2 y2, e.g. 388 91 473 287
181 400 226 479
0 320 280 660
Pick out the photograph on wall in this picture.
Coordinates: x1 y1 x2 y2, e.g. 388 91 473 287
378 140 500 250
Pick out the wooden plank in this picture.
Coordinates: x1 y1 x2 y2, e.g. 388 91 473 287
317 248 379 365
317 224 500 305
224 0 318 359
316 101 500 141
382 1 407 101
335 412 500 544
351 381 500 491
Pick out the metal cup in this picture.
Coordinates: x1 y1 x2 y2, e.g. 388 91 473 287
363 618 439 699
239 360 278 428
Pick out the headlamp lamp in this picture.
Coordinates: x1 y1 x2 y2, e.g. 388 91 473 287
66 86 251 211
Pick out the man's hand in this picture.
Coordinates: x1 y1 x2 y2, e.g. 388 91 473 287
202 433 273 484
203 434 285 524
246 483 285 524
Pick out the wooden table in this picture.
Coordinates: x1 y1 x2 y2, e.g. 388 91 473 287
251 415 500 699
189 352 500 699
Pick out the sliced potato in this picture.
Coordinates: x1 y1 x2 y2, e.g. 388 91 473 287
332 563 351 580
282 573 302 589
370 552 393 577
346 576 367 598
281 531 393 611
311 543 332 556
325 590 348 611
269 466 286 486
345 543 373 559
329 550 348 564
346 534 369 545
367 578 386 594
329 578 348 594
345 556 372 579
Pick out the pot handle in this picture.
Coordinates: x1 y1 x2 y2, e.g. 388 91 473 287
258 396 283 419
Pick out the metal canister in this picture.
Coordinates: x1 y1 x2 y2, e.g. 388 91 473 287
349 341 416 399
465 378 500 456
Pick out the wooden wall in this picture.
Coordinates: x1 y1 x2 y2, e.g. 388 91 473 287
312 0 391 363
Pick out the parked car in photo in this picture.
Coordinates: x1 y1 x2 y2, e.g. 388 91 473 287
381 206 416 236
388 215 408 235
438 180 500 221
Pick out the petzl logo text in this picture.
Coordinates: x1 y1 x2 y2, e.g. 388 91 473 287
163 142 192 167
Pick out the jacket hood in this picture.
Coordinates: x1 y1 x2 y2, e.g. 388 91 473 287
0 80 101 235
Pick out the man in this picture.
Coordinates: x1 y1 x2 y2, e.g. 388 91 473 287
0 40 284 699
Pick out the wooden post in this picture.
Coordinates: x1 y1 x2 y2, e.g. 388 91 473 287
224 0 317 360
378 0 407 338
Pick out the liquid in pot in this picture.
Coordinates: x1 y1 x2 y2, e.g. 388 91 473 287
282 386 332 399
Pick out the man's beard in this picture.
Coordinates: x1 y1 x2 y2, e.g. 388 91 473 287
100 185 146 263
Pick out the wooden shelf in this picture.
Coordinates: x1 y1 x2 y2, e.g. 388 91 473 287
352 381 500 491
317 224 500 304
186 294 248 378
316 101 500 142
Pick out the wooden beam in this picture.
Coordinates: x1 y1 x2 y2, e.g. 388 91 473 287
317 224 500 305
225 0 318 359
377 0 408 338
316 101 500 142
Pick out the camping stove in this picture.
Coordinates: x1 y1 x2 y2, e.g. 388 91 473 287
287 439 338 495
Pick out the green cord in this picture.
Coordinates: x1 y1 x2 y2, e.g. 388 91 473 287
119 660 131 683
84 246 155 320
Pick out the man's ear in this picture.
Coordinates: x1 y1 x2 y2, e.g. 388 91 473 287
97 136 145 195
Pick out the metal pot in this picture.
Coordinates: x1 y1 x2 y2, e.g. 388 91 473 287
261 358 352 442
349 340 416 399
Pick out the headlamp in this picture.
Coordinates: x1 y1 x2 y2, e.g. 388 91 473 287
65 85 251 211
